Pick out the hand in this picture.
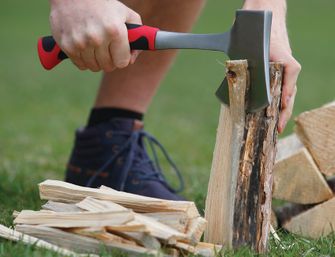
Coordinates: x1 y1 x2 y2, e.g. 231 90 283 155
49 0 142 72
270 40 301 133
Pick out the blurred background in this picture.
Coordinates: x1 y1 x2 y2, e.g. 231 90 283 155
0 0 334 222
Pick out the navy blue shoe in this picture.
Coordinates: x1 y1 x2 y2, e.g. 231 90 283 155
65 118 185 201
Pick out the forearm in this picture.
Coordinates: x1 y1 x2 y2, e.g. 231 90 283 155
243 0 290 51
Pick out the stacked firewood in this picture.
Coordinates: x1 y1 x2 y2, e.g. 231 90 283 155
272 101 335 239
0 180 221 256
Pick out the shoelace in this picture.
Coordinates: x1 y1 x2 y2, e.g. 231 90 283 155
86 129 184 193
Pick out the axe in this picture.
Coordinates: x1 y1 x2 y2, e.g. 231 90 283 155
37 10 272 112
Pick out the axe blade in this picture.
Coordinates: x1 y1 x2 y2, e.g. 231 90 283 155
216 10 272 112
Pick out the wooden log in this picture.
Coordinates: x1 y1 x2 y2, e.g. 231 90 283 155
14 209 134 228
0 224 93 257
205 61 283 252
144 212 188 233
283 197 335 239
76 196 190 244
194 242 223 257
15 225 158 256
42 201 83 213
273 134 333 204
39 180 199 219
295 101 335 176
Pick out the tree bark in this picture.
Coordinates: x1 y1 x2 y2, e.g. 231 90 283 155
204 61 283 253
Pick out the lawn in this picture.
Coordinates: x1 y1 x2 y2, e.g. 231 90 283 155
1 0 335 256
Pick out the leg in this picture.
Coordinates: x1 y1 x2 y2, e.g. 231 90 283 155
66 0 205 200
94 0 206 112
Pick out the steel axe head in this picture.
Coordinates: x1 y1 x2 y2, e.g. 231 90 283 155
216 10 272 112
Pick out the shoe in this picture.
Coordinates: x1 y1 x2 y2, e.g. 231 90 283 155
65 118 184 200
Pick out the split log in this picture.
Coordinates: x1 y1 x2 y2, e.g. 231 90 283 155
14 209 133 228
76 196 190 244
15 225 158 256
0 224 93 257
283 197 335 238
295 101 335 176
273 134 333 204
205 61 283 252
39 180 199 219
194 242 223 257
144 212 188 233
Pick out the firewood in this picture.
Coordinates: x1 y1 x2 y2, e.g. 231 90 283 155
295 102 335 176
184 217 207 245
205 61 283 252
15 225 158 256
42 201 82 212
113 231 161 250
76 196 128 212
14 209 134 228
194 242 223 257
66 227 137 246
173 241 195 253
74 195 190 244
0 224 93 257
274 202 315 228
144 212 188 232
273 134 333 204
39 180 199 218
283 197 335 239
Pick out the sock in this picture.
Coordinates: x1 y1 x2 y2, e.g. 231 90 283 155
87 108 144 127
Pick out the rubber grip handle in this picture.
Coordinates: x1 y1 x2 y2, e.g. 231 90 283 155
37 24 159 70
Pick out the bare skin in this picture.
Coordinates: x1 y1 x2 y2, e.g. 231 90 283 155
49 0 300 132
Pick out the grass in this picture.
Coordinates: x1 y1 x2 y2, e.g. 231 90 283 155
1 0 335 256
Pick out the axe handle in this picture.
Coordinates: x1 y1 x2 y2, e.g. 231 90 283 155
37 24 159 70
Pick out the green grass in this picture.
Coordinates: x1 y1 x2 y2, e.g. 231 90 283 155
1 0 335 256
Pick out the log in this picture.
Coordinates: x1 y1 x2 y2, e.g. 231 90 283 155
0 224 93 257
283 197 335 239
273 134 333 204
75 196 190 244
14 209 134 228
15 225 158 256
39 180 199 219
295 101 335 176
205 61 283 252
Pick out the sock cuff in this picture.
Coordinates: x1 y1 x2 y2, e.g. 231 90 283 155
87 107 144 127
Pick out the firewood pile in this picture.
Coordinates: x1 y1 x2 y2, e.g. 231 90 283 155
0 180 222 256
272 101 335 239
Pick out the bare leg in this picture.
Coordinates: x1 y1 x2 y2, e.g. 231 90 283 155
94 0 206 113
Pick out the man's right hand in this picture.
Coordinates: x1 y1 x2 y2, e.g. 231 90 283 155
49 0 142 72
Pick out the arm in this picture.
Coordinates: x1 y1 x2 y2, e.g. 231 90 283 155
243 0 301 133
49 0 142 72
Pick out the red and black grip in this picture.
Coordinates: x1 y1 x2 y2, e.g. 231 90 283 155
37 24 159 70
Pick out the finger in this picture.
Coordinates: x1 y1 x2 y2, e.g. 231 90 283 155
95 43 116 72
108 24 131 69
59 39 87 70
281 58 301 109
67 53 87 70
278 85 297 133
81 48 100 72
126 11 143 64
130 50 142 64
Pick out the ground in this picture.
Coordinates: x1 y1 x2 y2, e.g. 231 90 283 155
0 0 335 256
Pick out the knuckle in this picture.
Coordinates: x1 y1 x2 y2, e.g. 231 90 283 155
86 31 103 47
72 38 87 51
105 24 122 39
291 59 302 72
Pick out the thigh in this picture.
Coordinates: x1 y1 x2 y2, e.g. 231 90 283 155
120 0 206 31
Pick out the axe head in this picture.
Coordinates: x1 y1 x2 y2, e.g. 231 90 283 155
216 10 272 112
